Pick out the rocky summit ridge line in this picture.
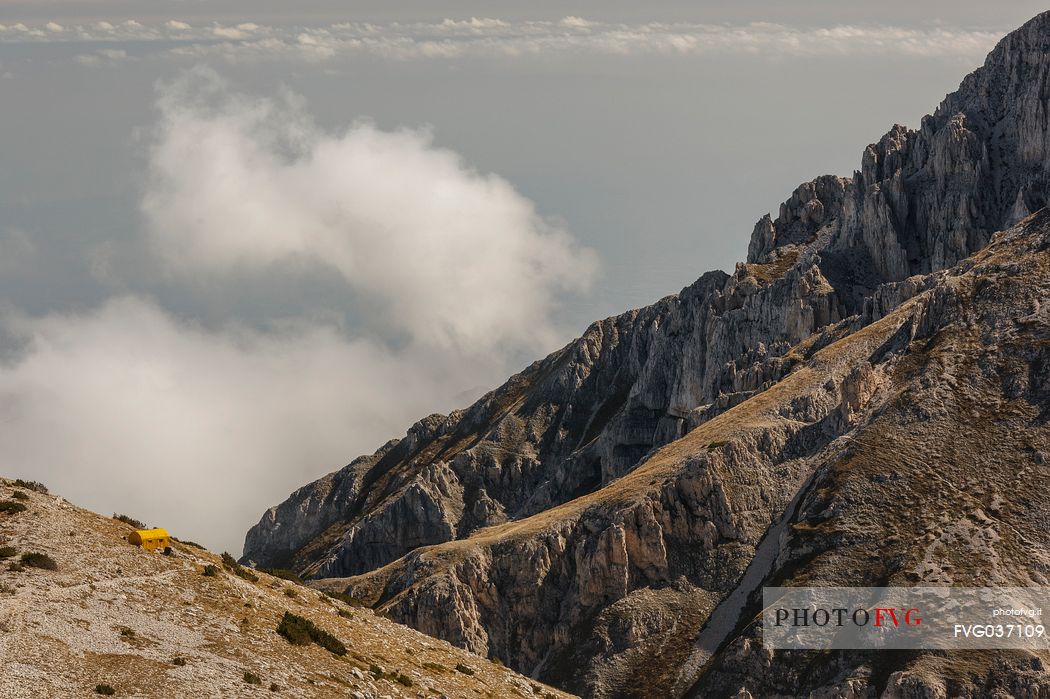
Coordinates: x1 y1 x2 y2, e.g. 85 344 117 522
244 12 1050 698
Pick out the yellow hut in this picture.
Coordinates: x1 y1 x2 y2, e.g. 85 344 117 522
129 528 171 551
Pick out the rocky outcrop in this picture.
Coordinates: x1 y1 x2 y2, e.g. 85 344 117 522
246 12 1050 699
332 211 1050 698
682 223 1050 699
247 13 1050 583
752 12 1050 308
244 250 850 578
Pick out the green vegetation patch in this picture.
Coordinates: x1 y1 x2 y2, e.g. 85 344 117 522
0 501 27 514
112 513 146 529
260 567 303 584
12 479 47 493
20 552 57 570
276 612 346 656
321 589 367 608
221 552 259 582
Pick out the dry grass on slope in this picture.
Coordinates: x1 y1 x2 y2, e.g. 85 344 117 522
0 480 574 699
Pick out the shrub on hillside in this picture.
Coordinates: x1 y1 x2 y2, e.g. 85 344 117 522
0 501 27 515
260 567 303 584
112 513 145 529
276 612 346 656
276 612 312 646
12 479 47 494
221 552 259 582
20 552 57 570
321 589 367 607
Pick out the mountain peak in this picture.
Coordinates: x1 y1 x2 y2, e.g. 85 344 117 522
243 14 1050 698
747 11 1050 302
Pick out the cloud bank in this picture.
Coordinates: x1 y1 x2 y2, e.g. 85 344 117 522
142 69 595 353
0 298 494 555
0 72 595 553
0 18 1003 64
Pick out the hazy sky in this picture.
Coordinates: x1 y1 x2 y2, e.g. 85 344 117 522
0 2 1043 553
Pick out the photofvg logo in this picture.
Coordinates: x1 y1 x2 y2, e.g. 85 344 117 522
773 605 921 629
763 587 1050 650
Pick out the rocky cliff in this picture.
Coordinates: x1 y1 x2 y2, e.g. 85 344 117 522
244 12 1050 699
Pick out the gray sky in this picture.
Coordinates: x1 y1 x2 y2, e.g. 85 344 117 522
3 0 1046 25
0 2 1041 553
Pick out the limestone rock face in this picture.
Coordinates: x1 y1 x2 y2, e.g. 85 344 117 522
247 10 1050 582
750 12 1050 305
333 211 1050 699
245 12 1050 699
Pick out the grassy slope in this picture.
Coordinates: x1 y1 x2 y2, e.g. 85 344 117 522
0 481 575 699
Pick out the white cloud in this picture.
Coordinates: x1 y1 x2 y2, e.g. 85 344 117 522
0 297 505 554
0 18 1003 64
74 48 131 65
212 24 250 40
560 16 594 30
0 69 596 554
170 21 1003 63
142 69 596 353
438 17 509 33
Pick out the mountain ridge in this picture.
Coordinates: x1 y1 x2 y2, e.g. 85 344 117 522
244 12 1050 698
329 207 1050 697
